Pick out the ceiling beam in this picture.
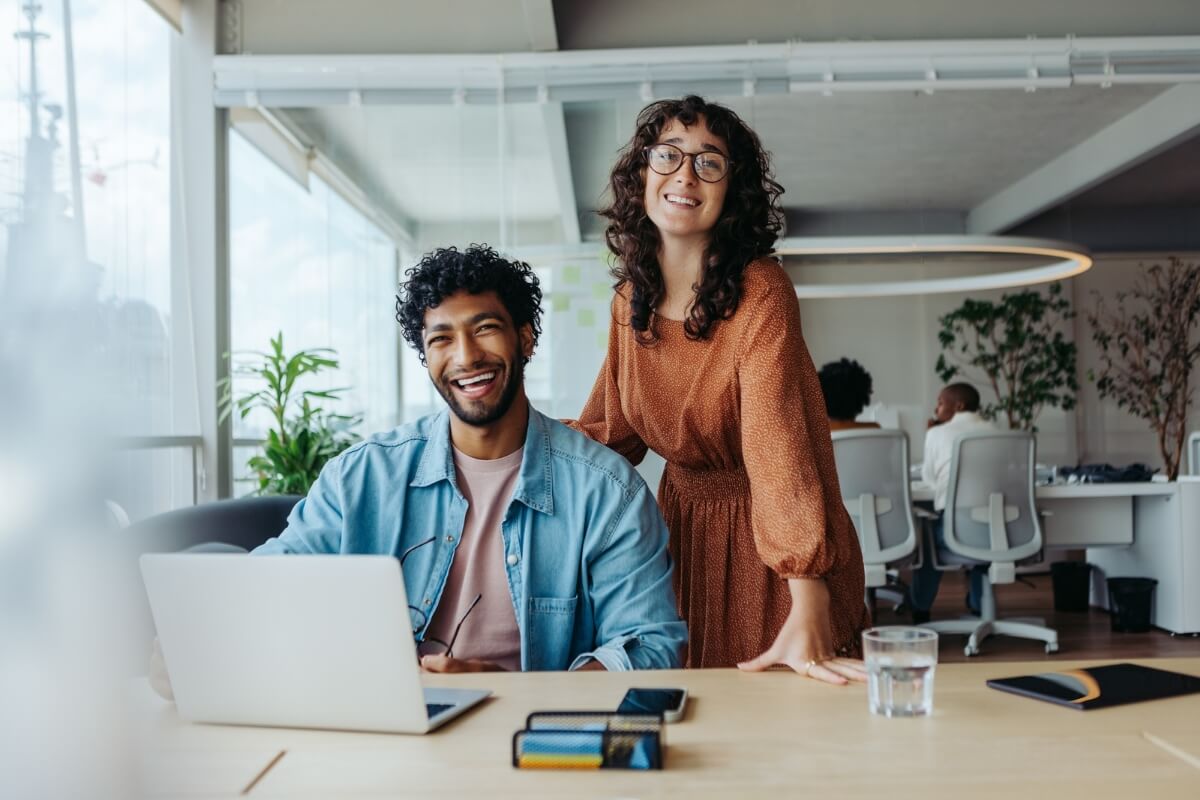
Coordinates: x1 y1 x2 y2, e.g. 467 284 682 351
539 102 581 244
212 36 1200 106
520 0 558 52
518 0 577 242
966 84 1200 233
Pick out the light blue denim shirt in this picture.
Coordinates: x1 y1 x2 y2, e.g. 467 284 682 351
254 405 685 671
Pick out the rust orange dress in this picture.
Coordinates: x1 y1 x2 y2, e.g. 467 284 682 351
568 259 869 668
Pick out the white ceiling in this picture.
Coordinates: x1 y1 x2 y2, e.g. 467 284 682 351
237 0 1200 246
279 81 1185 235
285 105 563 223
689 87 1166 211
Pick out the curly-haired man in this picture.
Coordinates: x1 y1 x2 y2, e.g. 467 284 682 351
256 245 685 673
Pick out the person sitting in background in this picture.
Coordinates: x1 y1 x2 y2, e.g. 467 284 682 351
909 382 996 623
818 358 881 432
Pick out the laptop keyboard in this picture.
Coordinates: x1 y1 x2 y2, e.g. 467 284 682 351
426 702 453 718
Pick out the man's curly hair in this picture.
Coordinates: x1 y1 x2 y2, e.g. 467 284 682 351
601 95 785 343
818 358 874 421
395 245 543 366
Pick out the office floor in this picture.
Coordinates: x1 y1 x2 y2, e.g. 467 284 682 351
872 572 1200 663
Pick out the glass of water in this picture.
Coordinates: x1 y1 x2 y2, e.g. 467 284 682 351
863 626 938 717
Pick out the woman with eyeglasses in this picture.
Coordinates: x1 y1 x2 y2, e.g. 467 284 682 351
566 96 868 684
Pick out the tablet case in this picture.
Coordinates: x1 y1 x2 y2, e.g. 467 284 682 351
986 662 1200 710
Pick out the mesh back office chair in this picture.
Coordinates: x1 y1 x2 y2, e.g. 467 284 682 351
920 431 1058 656
831 430 922 608
1189 431 1200 476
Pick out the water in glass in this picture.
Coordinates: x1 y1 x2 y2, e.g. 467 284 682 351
863 627 938 717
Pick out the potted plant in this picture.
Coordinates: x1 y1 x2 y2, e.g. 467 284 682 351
218 332 361 495
1087 257 1200 480
935 282 1079 430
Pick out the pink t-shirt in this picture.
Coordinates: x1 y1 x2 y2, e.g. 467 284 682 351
423 446 523 671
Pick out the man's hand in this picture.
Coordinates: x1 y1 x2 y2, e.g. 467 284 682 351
574 659 607 671
420 654 505 673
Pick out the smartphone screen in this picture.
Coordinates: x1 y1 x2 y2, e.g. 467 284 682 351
618 688 685 715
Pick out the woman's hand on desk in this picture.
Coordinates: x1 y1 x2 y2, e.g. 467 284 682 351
420 654 506 673
737 578 868 686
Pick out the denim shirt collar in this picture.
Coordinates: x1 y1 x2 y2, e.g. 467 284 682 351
409 404 555 516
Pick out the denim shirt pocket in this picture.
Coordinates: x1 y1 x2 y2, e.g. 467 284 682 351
526 594 578 670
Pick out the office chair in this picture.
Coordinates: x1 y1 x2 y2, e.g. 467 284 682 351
920 431 1058 656
1189 431 1200 476
831 429 923 610
123 494 302 555
122 494 302 668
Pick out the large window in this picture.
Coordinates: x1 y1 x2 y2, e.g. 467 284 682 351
1 0 191 521
228 130 401 495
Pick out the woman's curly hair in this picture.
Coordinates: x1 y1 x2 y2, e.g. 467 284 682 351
395 244 543 366
601 95 785 343
817 358 874 421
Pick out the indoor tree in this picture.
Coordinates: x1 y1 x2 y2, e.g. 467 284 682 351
935 282 1078 430
218 332 361 495
1088 257 1200 480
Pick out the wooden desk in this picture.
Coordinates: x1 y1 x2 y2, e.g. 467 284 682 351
135 658 1200 799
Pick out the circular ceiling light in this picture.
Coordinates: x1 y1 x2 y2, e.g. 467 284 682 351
780 235 1092 298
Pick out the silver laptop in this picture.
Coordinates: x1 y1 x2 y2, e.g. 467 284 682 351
140 553 491 734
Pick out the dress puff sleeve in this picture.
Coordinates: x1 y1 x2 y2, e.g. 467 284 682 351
736 263 858 579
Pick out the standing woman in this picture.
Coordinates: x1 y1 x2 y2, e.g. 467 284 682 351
567 96 868 683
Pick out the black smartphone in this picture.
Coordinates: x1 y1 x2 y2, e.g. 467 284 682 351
617 687 688 722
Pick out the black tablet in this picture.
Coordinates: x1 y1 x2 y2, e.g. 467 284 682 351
986 663 1200 710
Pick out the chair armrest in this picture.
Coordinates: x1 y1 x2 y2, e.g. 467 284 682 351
912 506 939 520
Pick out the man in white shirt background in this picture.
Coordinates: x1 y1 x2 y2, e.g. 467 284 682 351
909 383 995 624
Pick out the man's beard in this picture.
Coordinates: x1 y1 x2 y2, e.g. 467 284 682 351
435 354 524 427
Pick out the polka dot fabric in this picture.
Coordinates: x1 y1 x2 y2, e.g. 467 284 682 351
567 259 869 667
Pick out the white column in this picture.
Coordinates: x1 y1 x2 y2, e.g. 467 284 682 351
179 0 231 500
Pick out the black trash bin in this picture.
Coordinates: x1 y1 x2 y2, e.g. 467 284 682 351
1106 577 1158 632
1050 561 1093 612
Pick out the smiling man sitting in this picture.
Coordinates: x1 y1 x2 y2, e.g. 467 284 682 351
253 244 685 673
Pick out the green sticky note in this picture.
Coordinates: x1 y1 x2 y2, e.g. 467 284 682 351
562 264 582 284
596 331 609 349
591 282 611 301
577 308 596 327
552 294 570 312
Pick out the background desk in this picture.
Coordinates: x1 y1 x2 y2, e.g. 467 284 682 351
909 479 1200 634
134 659 1200 799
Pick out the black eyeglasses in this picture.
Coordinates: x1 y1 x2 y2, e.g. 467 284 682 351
416 592 482 659
643 143 732 183
399 535 482 659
